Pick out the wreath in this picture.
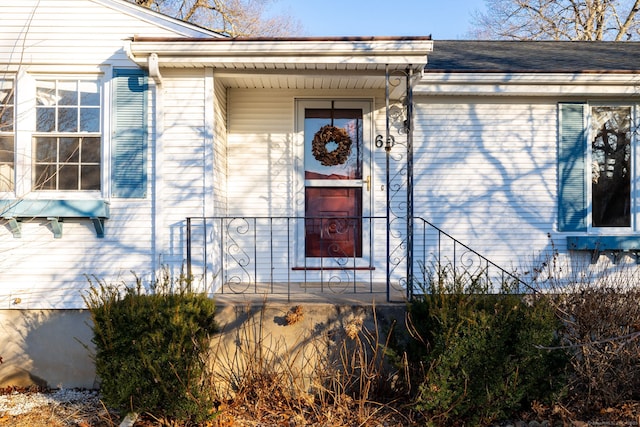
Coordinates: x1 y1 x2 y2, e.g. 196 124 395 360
311 125 352 166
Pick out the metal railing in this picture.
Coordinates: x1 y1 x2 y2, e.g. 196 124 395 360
185 215 531 302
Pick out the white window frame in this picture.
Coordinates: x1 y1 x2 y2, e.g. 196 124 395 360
586 103 636 233
0 76 15 193
12 72 108 200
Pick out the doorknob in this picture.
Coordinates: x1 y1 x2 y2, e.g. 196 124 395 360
365 175 370 191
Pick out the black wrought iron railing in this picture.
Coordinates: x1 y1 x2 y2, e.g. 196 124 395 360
185 215 530 302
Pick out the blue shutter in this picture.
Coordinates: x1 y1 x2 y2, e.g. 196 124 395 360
112 68 148 198
558 103 587 232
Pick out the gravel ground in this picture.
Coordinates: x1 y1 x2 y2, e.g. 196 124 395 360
0 389 100 416
0 388 118 426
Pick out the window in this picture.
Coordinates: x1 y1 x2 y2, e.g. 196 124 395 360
33 79 101 191
0 78 14 192
559 103 634 232
590 106 631 227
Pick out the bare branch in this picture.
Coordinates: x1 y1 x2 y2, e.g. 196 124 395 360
472 0 640 40
128 0 302 37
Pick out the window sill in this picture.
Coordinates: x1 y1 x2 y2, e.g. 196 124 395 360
0 199 109 238
566 235 640 263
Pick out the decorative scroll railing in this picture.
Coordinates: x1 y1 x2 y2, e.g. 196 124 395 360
185 215 531 302
411 217 532 295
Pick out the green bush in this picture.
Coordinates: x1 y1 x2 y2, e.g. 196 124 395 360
84 272 218 424
402 263 568 426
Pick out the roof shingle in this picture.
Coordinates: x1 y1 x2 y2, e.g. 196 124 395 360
427 40 640 73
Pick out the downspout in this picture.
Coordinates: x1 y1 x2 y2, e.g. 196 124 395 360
150 54 165 279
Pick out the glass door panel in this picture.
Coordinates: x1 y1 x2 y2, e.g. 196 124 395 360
304 107 364 258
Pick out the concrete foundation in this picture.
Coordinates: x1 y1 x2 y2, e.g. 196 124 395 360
0 300 408 391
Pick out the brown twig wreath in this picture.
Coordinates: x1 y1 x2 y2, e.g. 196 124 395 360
311 125 352 166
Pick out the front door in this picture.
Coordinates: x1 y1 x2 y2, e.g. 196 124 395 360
299 100 371 262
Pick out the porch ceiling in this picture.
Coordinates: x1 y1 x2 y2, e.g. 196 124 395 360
128 36 432 90
213 70 390 90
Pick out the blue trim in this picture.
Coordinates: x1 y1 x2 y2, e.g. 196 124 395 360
567 235 640 251
0 200 109 238
558 103 587 232
111 68 148 198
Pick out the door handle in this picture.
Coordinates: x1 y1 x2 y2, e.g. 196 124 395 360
365 175 370 191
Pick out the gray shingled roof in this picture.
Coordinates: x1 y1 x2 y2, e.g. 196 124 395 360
427 41 640 72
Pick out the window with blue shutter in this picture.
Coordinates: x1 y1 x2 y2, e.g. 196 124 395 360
112 69 148 198
558 103 587 232
559 103 639 255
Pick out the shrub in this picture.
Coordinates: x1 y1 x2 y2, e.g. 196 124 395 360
559 286 640 410
531 248 640 411
401 262 568 426
84 270 218 425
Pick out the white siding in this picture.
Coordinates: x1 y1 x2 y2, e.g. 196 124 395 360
0 1 214 309
0 200 154 309
157 69 209 275
213 77 228 216
227 89 296 217
0 0 215 67
412 97 558 273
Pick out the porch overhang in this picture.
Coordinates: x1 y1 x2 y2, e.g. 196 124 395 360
127 36 432 90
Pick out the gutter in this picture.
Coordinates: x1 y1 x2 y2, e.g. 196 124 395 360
125 41 163 85
127 37 433 72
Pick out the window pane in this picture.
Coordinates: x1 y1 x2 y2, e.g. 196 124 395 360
36 108 55 132
82 137 101 163
34 164 56 190
591 106 631 227
36 81 56 106
80 107 100 132
0 79 13 104
58 81 78 106
304 109 363 180
35 137 57 162
58 163 79 190
0 79 13 133
81 165 100 190
0 136 14 192
79 81 100 106
58 107 78 132
0 106 12 132
0 164 13 192
60 137 79 163
0 136 14 163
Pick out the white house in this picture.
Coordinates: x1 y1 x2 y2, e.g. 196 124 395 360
2 0 640 388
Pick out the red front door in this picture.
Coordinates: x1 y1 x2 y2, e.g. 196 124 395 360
303 105 364 258
305 187 362 257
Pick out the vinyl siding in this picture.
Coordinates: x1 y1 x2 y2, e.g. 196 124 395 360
157 69 209 274
0 0 214 67
412 98 559 271
213 77 228 215
0 1 211 309
227 89 296 217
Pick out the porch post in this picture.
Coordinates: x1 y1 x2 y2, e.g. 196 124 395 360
384 64 392 302
406 67 414 300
